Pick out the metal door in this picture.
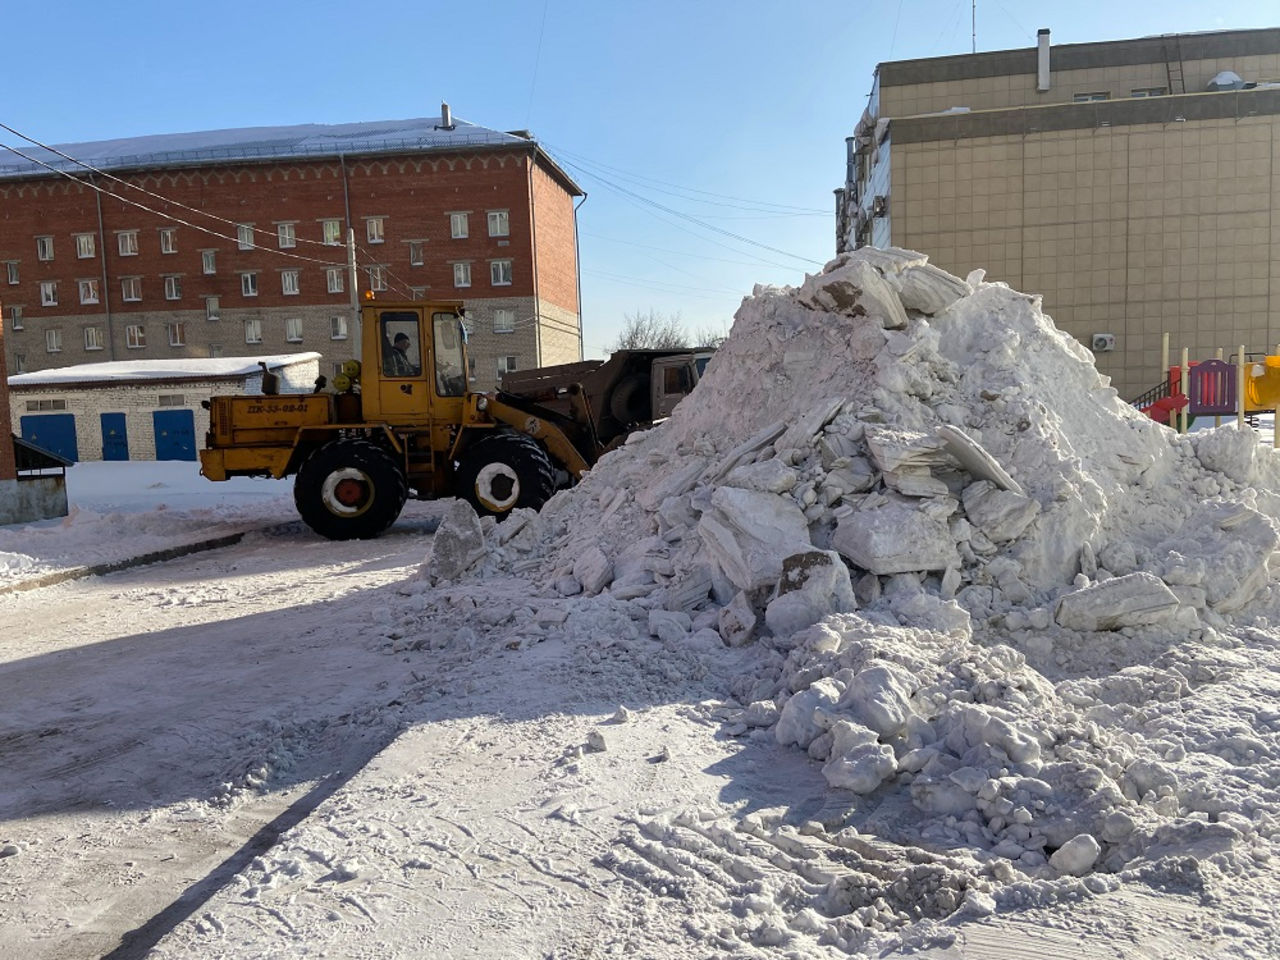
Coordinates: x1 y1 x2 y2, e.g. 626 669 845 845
20 413 78 462
101 413 129 461
153 409 196 461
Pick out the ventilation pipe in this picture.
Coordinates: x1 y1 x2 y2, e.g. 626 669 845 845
1036 29 1051 92
438 102 455 130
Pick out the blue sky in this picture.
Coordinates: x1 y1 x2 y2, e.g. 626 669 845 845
2 1 1274 357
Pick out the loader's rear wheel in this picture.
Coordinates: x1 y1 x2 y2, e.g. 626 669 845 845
294 438 407 540
455 432 556 518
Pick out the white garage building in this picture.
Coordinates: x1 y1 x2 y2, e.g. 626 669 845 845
8 353 320 463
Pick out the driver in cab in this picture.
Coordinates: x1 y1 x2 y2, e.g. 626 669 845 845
385 332 420 377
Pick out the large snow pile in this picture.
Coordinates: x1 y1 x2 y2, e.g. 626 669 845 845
423 248 1280 949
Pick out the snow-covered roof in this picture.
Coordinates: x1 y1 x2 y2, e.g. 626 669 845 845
0 115 536 180
8 352 321 388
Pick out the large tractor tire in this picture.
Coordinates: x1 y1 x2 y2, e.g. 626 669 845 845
454 432 556 518
293 438 407 540
607 374 649 424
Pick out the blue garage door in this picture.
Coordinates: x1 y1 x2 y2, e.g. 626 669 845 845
101 413 129 461
20 413 78 462
153 409 196 461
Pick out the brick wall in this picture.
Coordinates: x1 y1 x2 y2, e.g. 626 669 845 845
1 145 581 374
530 161 581 316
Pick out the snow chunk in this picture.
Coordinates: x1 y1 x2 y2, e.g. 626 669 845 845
422 500 486 581
697 486 811 591
832 500 959 574
1054 572 1181 632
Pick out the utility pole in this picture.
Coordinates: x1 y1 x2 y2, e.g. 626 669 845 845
347 228 360 362
972 1 976 53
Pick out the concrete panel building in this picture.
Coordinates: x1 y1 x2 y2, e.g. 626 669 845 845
0 109 583 389
837 28 1280 399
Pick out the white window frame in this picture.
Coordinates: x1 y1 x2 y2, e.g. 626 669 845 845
118 231 139 256
497 355 518 375
244 318 263 344
326 267 344 293
322 218 342 245
281 269 300 295
45 328 62 353
366 217 385 244
121 277 141 302
168 322 186 346
237 223 255 250
367 265 387 292
409 286 427 300
205 296 220 321
453 262 471 288
126 324 146 349
330 315 348 340
408 240 425 266
159 227 177 254
84 326 104 351
285 317 304 342
487 210 509 237
40 280 57 306
450 212 469 239
277 222 297 249
5 261 17 284
493 308 515 334
241 272 258 297
490 259 513 286
201 249 216 275
10 305 22 330
75 233 96 259
36 236 54 261
164 275 182 300
78 278 99 304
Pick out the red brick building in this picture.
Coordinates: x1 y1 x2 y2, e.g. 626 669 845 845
0 108 584 387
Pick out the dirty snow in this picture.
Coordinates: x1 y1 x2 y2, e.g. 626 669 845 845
3 248 1280 958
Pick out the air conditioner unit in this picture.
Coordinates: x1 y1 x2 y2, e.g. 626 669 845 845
872 196 888 218
1091 333 1116 352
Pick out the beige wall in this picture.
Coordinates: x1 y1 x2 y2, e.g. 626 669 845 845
892 114 1280 398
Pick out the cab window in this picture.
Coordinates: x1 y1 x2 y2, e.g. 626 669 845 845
380 311 421 378
433 312 467 397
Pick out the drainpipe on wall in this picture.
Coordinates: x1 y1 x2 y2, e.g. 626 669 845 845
527 148 542 366
94 180 115 359
573 192 586 361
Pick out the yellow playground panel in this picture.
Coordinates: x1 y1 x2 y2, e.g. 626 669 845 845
1246 356 1280 412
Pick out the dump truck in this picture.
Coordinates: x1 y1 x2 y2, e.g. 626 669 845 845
199 301 697 540
499 349 711 448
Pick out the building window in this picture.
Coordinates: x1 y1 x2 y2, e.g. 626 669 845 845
237 223 254 250
487 210 509 237
453 262 471 288
158 394 185 407
497 355 518 375
322 218 342 245
118 231 139 256
168 322 186 346
159 227 177 254
281 269 300 295
40 281 57 306
409 286 427 299
450 212 469 239
85 326 104 351
205 296 220 321
241 272 258 297
164 275 182 300
10 305 22 330
277 223 296 248
78 278 99 304
493 308 515 333
244 318 262 344
209 343 223 358
126 324 146 348
468 356 477 382
1072 91 1110 102
201 249 216 274
36 236 54 261
408 240 425 266
327 267 344 293
75 233 96 259
5 261 17 284
122 277 141 302
366 217 385 244
286 317 303 342
367 265 387 292
330 315 348 340
490 260 513 286
13 354 25 373
45 329 62 353
1131 87 1167 98
332 361 345 377
26 398 66 411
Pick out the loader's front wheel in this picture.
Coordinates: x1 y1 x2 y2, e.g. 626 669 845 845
294 438 407 540
455 432 556 518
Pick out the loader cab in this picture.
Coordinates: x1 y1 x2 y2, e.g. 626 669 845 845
360 301 468 425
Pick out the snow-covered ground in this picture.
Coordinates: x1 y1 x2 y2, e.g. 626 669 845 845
3 250 1280 959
